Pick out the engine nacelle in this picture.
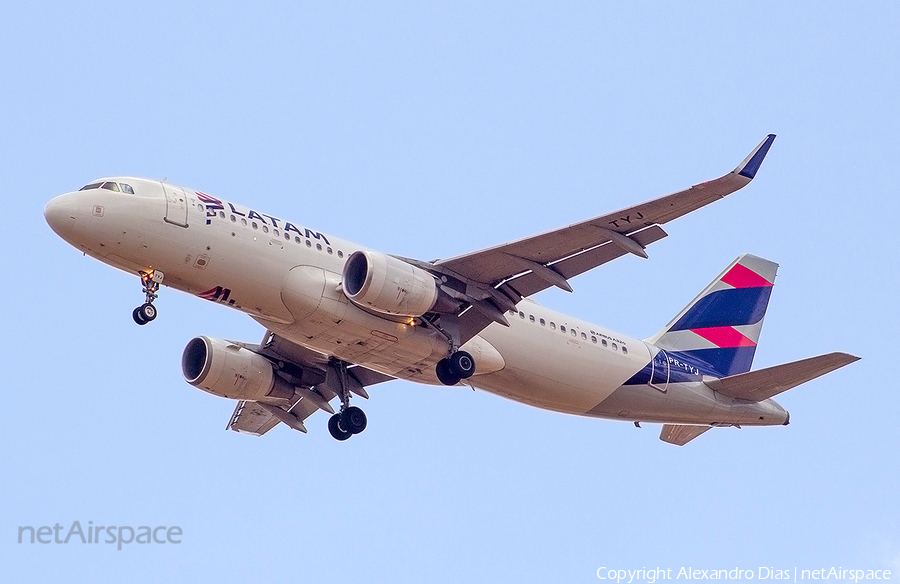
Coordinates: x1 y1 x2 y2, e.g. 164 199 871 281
342 250 441 317
181 336 293 401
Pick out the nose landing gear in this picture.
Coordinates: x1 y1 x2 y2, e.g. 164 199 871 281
133 270 163 325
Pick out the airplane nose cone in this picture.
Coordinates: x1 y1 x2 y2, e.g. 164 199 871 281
44 193 79 240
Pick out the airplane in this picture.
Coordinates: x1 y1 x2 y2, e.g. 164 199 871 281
43 134 859 445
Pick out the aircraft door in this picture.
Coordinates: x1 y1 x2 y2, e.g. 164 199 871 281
649 348 670 393
163 183 188 227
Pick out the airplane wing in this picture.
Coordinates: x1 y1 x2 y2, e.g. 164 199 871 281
426 135 776 344
436 134 775 291
226 331 396 436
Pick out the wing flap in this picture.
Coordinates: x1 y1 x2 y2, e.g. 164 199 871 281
659 424 712 446
705 352 860 402
227 401 284 436
501 224 667 298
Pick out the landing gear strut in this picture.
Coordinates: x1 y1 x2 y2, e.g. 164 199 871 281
326 359 368 441
133 270 163 325
436 350 475 386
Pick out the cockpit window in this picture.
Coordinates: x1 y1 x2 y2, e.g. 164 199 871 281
79 181 134 193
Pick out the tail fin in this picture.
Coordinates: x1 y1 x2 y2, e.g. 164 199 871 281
650 254 778 377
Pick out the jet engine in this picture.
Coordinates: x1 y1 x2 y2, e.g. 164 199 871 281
342 250 453 317
181 336 294 401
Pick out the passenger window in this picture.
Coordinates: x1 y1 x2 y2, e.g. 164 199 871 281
295 236 301 243
529 315 535 322
327 247 333 255
285 233 290 240
581 332 587 340
263 226 269 233
622 346 628 354
252 222 258 229
316 244 322 251
612 343 618 351
219 211 225 218
602 339 608 347
560 325 566 333
121 183 134 194
306 240 312 247
540 318 545 326
230 215 236 222
101 181 120 192
591 336 597 343
519 312 525 319
241 218 247 226
338 251 344 258
550 322 556 330
273 229 279 236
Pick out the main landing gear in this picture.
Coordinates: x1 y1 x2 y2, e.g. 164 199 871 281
133 270 163 326
418 315 477 386
328 406 367 441
326 359 368 441
435 350 475 386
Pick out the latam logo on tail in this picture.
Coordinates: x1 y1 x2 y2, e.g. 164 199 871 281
44 134 859 446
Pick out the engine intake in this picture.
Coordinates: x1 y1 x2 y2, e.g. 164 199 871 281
342 250 442 317
182 336 293 401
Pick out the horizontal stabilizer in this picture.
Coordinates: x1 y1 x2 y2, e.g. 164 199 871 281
705 352 860 402
660 424 711 446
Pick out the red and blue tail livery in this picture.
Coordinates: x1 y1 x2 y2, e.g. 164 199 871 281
652 254 776 377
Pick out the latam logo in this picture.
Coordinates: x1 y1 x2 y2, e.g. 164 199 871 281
195 191 330 245
199 286 235 306
197 192 224 225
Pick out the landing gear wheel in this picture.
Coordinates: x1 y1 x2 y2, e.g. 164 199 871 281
436 358 462 386
133 270 163 326
328 413 352 441
132 307 148 325
449 351 475 379
138 303 157 322
341 406 367 435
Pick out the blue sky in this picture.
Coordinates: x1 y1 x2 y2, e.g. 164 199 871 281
2 1 898 582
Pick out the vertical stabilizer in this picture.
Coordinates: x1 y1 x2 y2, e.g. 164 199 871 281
650 254 778 377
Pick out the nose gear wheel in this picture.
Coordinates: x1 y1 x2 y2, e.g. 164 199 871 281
133 270 162 325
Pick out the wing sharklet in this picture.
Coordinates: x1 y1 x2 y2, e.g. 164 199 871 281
736 134 777 179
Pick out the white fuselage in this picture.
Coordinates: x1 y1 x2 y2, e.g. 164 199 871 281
44 178 789 428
